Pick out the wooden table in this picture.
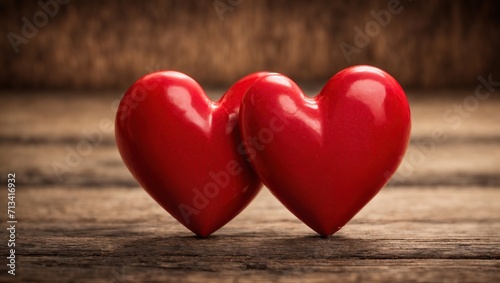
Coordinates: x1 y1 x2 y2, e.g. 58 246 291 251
0 91 499 282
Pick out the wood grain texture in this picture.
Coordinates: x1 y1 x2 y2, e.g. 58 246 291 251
0 92 499 282
0 187 498 282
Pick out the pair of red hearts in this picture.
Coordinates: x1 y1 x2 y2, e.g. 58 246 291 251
115 65 411 237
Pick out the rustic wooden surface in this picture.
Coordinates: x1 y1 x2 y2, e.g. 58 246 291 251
0 90 499 282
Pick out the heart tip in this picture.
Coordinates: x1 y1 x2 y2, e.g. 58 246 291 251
312 225 344 237
192 230 214 238
190 227 218 238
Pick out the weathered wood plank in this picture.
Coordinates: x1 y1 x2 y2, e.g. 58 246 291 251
0 142 500 187
0 92 499 188
8 260 500 283
11 187 500 224
0 187 498 282
0 142 499 188
1 91 499 142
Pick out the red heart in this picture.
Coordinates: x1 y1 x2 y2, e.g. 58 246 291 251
115 71 266 237
240 65 411 236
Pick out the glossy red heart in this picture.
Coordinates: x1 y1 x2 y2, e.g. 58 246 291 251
240 65 411 236
115 71 267 237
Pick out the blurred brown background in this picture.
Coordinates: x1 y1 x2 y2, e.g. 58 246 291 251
1 0 499 90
